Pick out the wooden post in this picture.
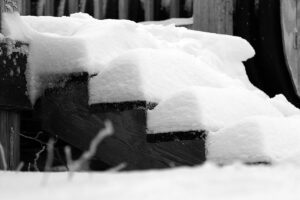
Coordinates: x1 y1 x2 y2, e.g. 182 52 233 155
144 0 154 21
69 0 79 14
0 112 20 170
193 0 235 34
45 0 55 16
0 1 31 170
94 0 105 19
21 0 31 15
80 0 87 13
170 0 180 18
118 0 130 19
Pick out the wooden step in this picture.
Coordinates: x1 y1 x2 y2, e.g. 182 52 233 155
38 73 206 170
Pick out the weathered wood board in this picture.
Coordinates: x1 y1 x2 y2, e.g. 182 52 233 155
280 0 300 96
94 0 105 19
68 0 79 14
144 0 155 21
38 74 206 170
193 0 235 34
170 0 180 18
21 0 31 15
0 111 20 170
45 0 55 16
119 0 130 19
0 0 28 171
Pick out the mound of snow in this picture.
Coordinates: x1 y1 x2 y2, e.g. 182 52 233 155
269 94 300 116
21 13 94 36
142 24 255 86
207 116 300 165
2 12 255 104
89 49 247 105
147 87 283 133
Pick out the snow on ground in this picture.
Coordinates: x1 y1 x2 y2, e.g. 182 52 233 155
147 87 283 133
1 164 300 200
207 116 300 164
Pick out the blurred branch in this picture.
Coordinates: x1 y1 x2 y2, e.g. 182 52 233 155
65 120 114 173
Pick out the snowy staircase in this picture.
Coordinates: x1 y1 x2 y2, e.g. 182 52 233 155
37 72 206 170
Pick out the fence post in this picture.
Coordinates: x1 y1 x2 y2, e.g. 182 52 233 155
144 0 154 21
45 0 55 16
69 0 79 14
21 0 31 15
0 0 30 170
94 0 105 19
170 0 180 18
119 0 130 19
193 0 235 35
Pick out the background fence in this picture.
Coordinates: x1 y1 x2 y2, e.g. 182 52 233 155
20 0 193 22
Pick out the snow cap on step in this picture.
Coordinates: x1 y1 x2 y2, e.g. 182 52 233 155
147 87 283 133
207 116 300 165
89 49 247 105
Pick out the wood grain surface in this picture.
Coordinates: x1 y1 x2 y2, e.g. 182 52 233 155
193 0 234 34
0 111 20 170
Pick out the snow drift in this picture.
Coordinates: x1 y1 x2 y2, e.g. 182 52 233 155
147 87 283 133
2 12 255 104
207 116 300 164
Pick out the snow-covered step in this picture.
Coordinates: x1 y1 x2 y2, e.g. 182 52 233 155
89 48 251 106
39 74 205 170
0 38 31 109
207 116 300 165
43 106 206 169
147 87 283 141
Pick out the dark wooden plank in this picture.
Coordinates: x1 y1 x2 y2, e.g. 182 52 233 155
38 73 206 170
0 39 31 110
90 101 157 112
147 131 206 143
0 111 20 170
